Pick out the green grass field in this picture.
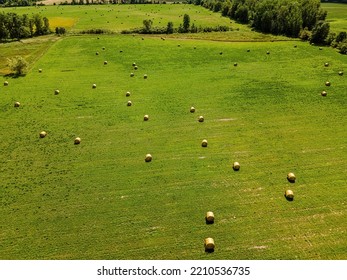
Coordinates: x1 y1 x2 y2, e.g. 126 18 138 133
322 2 347 33
0 4 346 260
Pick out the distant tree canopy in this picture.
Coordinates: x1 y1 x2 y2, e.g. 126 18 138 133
197 0 329 38
0 0 37 6
0 12 50 41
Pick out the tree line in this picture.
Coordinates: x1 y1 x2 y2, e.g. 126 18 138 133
194 0 346 53
0 12 50 41
196 0 328 38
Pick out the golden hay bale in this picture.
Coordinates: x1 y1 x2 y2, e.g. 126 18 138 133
204 237 215 251
38 69 42 73
234 62 238 66
145 153 152 162
39 131 47 138
130 73 134 77
287 172 296 183
233 162 240 171
205 211 215 224
134 65 138 70
54 89 60 95
325 81 331 86
201 139 208 147
4 81 9 86
144 74 148 79
14 102 20 107
338 71 343 76
126 91 131 97
198 116 204 122
144 114 149 121
266 51 270 54
321 90 327 96
74 137 81 145
324 62 329 67
96 52 99 55
127 101 132 106
104 61 108 65
190 107 195 113
285 189 294 200
247 49 250 52
132 62 136 67
92 84 97 89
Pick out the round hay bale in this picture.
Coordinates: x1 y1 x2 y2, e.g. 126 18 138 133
102 47 105 50
4 81 9 86
127 100 132 106
219 52 223 55
205 211 214 224
134 65 138 70
145 153 152 162
321 90 327 96
126 91 131 97
104 61 108 65
294 45 297 48
285 189 294 200
130 73 134 77
338 71 343 76
204 237 215 251
144 74 148 79
287 172 296 183
38 69 42 73
234 62 238 67
178 44 180 47
132 62 136 67
54 89 60 95
201 139 208 147
143 114 149 121
74 137 81 145
233 161 240 171
14 102 20 107
324 62 329 67
247 49 250 52
198 116 204 122
266 51 270 55
325 81 331 86
190 106 195 113
96 52 99 55
39 131 47 138
92 84 97 89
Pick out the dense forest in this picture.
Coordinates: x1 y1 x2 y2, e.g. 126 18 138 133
195 0 346 52
196 0 327 38
0 12 50 40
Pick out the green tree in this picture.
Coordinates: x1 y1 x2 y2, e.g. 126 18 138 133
310 20 330 44
7 56 28 75
234 5 249 24
142 19 152 33
183 14 190 33
166 21 174 34
33 14 44 36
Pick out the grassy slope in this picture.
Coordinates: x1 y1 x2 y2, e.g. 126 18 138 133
0 4 346 260
1 35 346 260
322 2 347 33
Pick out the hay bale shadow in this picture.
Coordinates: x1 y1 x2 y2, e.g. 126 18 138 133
284 195 294 201
205 218 214 225
205 248 214 253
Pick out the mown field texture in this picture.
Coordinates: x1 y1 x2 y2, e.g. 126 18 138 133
0 4 346 260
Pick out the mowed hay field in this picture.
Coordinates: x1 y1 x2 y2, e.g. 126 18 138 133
1 5 347 260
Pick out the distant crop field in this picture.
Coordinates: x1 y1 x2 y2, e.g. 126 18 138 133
0 4 346 260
